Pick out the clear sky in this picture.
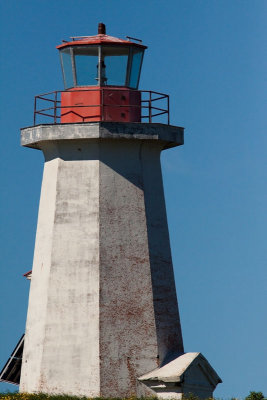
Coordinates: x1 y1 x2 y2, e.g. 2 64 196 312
0 0 266 398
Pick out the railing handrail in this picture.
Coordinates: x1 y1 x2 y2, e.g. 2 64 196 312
33 89 170 125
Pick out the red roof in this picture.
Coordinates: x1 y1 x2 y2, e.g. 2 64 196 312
57 34 147 50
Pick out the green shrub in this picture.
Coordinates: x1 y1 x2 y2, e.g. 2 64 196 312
245 392 266 400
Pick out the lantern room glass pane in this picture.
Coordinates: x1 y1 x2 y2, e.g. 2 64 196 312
129 48 144 89
61 49 74 89
74 47 98 86
102 47 129 86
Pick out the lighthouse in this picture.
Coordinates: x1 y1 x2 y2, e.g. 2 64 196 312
2 23 221 398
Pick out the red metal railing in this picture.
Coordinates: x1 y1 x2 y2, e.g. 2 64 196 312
33 88 170 125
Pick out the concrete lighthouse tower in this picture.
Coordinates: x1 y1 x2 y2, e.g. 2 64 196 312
17 23 221 398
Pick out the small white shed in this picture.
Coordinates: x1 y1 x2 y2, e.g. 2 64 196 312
138 352 222 399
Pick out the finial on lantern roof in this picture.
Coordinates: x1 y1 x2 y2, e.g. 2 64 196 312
98 22 106 35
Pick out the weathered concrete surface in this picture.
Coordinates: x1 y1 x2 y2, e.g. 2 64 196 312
20 122 186 397
20 147 100 395
20 122 184 150
98 140 184 397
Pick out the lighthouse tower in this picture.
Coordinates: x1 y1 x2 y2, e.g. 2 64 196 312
18 24 221 398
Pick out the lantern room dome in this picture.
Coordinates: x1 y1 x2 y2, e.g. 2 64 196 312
57 34 147 50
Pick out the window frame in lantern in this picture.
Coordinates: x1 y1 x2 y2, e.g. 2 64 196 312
59 44 145 90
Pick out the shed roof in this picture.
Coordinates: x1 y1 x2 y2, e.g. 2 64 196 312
0 334 24 385
138 352 222 386
23 270 32 280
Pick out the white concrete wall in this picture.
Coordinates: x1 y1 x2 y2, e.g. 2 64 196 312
20 157 59 392
141 143 184 360
99 140 158 397
20 124 185 397
98 140 184 397
20 142 100 396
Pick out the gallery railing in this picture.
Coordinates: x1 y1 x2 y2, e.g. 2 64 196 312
33 88 170 125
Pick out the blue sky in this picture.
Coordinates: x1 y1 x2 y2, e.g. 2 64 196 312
0 0 266 398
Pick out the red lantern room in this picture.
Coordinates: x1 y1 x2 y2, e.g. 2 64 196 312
56 23 147 123
33 23 170 126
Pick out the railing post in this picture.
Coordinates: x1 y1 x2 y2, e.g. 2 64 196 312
33 96 37 126
140 91 143 121
167 95 170 125
149 91 152 123
101 88 103 121
54 91 57 124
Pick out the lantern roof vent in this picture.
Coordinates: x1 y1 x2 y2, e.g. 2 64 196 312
126 36 143 43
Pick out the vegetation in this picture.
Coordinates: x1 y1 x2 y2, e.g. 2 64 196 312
0 395 153 400
245 393 266 400
0 393 265 400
